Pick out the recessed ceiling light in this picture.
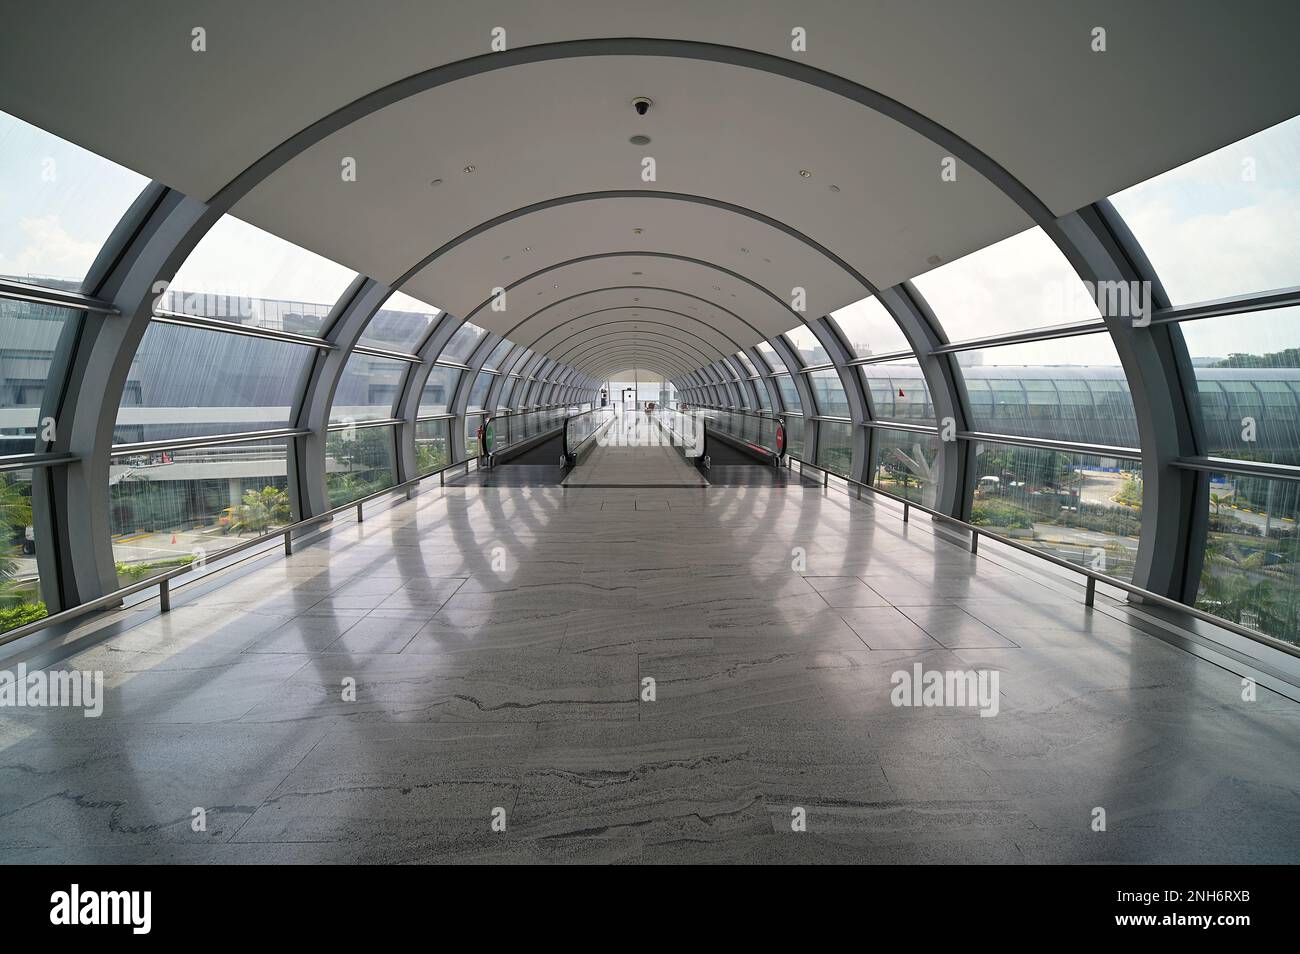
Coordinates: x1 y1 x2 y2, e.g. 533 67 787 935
798 169 812 178
523 246 531 252
463 164 476 174
828 184 841 192
629 134 651 146
712 285 721 291
552 283 559 288
429 178 442 187
631 271 643 276
632 228 643 235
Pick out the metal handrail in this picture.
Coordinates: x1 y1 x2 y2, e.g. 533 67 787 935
783 453 1300 660
0 453 483 649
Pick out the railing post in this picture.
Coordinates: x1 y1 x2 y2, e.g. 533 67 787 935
283 529 293 556
356 502 364 522
406 484 414 500
903 502 909 523
970 529 979 554
440 470 445 487
1085 576 1097 608
159 578 170 613
823 469 829 488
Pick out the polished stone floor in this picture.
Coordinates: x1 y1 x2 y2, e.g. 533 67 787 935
0 480 1296 864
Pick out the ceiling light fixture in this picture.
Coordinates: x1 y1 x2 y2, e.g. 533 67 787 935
429 178 442 187
629 134 651 146
799 169 812 178
828 184 841 192
632 228 643 235
463 164 476 174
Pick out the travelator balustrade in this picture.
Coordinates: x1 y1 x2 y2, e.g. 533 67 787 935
693 407 784 463
561 406 617 465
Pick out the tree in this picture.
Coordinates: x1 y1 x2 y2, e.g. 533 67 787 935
230 486 290 534
1210 491 1235 518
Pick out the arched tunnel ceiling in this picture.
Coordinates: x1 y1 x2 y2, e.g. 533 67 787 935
3 1 1298 379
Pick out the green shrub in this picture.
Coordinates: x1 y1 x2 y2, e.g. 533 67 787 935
0 601 47 632
970 501 1033 530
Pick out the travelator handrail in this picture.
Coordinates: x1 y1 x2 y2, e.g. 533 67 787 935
562 405 616 464
781 453 1300 661
0 452 489 650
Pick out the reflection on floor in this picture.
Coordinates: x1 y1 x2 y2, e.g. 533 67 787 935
0 483 1296 864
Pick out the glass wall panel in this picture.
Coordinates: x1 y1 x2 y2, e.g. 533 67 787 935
817 420 854 476
754 377 773 411
164 214 355 335
832 295 910 358
359 290 439 352
498 376 518 409
466 371 493 411
0 300 76 455
419 365 461 416
330 353 406 424
1199 473 1300 646
774 374 801 411
862 360 934 423
0 110 149 289
1180 307 1300 465
414 418 451 475
438 322 486 363
734 351 758 376
0 468 43 632
784 325 828 366
970 441 1142 582
1109 115 1300 305
872 428 942 507
756 340 786 372
809 369 850 418
482 340 512 370
109 439 290 584
912 226 1101 341
960 334 1137 447
325 427 396 507
114 322 310 445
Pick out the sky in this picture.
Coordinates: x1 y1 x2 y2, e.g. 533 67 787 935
4 108 1296 367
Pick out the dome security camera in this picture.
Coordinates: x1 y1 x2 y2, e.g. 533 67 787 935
632 97 652 116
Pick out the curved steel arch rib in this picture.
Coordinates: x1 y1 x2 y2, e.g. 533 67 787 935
534 314 733 363
522 305 752 358
573 352 694 380
562 338 704 377
214 39 1051 224
569 344 696 378
457 252 873 343
550 328 717 369
484 285 768 347
394 199 878 301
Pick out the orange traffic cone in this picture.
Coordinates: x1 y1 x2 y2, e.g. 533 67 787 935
171 533 177 544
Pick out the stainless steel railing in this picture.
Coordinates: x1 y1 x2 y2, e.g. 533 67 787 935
782 453 1300 660
0 453 485 649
